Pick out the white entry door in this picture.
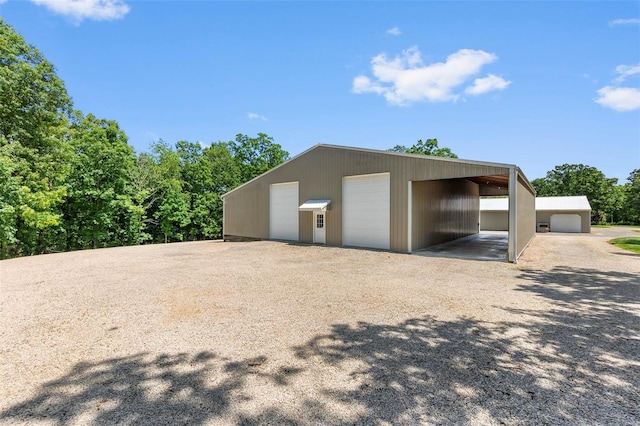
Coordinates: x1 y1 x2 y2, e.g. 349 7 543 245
313 211 326 244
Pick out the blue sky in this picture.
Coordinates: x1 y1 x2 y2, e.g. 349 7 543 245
1 1 639 182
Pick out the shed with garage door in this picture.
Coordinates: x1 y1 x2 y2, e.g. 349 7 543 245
480 195 591 233
222 144 536 262
536 196 591 233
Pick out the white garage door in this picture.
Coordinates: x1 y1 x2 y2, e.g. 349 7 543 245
270 182 299 241
550 214 581 233
343 173 390 249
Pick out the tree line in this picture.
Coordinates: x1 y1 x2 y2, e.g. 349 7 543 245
391 140 639 225
532 165 639 225
0 19 288 258
1 19 637 259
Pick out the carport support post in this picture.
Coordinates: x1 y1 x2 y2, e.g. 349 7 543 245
407 180 412 254
507 167 517 263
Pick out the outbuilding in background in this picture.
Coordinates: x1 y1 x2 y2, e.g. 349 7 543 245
480 195 592 233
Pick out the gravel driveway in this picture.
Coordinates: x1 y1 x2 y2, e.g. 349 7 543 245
1 227 639 425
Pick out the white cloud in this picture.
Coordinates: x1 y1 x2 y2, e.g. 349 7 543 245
595 86 640 112
386 27 401 36
248 112 268 122
609 18 640 26
30 0 130 22
352 46 509 105
595 62 640 112
614 63 640 83
0 0 8 4
465 74 512 95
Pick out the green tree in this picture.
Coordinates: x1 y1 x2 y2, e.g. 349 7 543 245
169 140 241 241
176 140 211 240
0 145 23 258
63 114 140 249
191 142 241 239
205 142 241 195
149 140 191 243
129 152 165 243
229 133 289 182
0 19 72 256
620 169 640 224
608 184 626 224
389 138 458 158
532 164 618 224
0 19 72 148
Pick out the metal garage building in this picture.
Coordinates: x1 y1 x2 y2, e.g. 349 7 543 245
222 144 536 262
480 195 591 233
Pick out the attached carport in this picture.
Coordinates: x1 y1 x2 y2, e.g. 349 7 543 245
409 170 535 262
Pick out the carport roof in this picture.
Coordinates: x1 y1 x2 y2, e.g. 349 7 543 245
223 143 532 198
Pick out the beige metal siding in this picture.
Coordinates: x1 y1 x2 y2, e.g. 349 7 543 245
299 211 313 242
411 179 480 251
480 186 509 196
223 145 511 252
223 180 269 239
480 211 509 231
516 174 536 257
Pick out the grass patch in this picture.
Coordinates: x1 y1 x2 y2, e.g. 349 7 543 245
609 237 640 254
593 224 640 228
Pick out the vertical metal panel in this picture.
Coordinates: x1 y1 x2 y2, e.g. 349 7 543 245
516 173 536 257
508 168 518 262
299 211 313 242
223 179 268 239
407 181 412 253
411 179 480 251
480 211 509 231
222 197 226 238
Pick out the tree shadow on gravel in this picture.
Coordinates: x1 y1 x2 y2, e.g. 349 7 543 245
509 267 640 418
286 317 554 425
0 351 299 425
3 267 638 425
243 266 640 424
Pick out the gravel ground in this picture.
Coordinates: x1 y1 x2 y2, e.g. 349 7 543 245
1 227 639 425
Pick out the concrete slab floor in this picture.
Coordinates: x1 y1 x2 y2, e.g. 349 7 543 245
414 232 508 261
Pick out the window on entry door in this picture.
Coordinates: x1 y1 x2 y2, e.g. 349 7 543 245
316 214 324 228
